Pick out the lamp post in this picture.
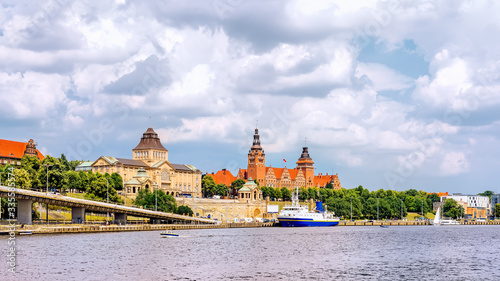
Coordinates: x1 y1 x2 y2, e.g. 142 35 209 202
226 189 229 224
123 173 127 206
105 178 109 224
350 197 353 221
43 164 52 225
401 199 404 220
377 198 379 221
43 164 52 194
154 183 158 212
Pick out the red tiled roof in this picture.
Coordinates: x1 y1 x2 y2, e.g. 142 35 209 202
0 139 44 160
288 169 298 180
208 169 236 186
273 168 285 180
314 174 338 187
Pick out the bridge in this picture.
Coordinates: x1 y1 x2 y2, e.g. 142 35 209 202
0 186 217 225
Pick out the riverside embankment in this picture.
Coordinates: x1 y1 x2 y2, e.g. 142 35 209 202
2 220 499 235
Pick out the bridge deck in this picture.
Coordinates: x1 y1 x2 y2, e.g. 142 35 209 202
0 186 216 224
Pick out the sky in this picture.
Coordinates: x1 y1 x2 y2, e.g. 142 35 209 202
1 0 500 194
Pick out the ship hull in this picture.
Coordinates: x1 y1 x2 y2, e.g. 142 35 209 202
278 218 340 227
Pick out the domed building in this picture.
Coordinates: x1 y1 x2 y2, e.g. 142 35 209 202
89 127 202 198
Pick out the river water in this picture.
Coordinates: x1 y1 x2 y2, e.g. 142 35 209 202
1 225 500 280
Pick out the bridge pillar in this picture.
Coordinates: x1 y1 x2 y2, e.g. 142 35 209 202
115 213 127 225
72 207 85 224
17 199 33 225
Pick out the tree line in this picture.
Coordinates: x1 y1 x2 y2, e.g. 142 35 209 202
0 155 122 203
202 175 497 220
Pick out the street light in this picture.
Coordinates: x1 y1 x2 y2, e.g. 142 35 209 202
350 197 353 221
43 164 52 225
154 183 158 212
43 164 52 194
105 178 109 224
226 189 229 224
123 173 127 206
376 198 379 221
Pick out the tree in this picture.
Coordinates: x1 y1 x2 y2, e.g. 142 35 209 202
478 190 493 200
274 188 282 200
405 196 416 212
66 171 81 193
281 187 291 201
260 186 270 198
443 199 463 219
230 179 245 196
85 177 121 203
38 155 68 191
325 182 333 189
134 189 177 212
202 176 216 198
495 204 500 219
13 168 32 189
406 189 419 197
20 155 42 187
60 154 71 171
110 172 123 190
176 205 194 216
215 183 229 196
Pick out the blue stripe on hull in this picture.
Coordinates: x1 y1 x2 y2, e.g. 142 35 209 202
278 219 340 227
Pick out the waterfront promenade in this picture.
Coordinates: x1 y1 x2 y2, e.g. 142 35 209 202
2 219 499 235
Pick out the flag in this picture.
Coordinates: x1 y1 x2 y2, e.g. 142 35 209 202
283 159 286 163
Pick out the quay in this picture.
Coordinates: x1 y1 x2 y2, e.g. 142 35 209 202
2 220 500 235
0 222 275 235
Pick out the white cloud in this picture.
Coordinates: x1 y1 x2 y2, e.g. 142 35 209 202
0 71 69 119
440 151 470 175
356 62 413 91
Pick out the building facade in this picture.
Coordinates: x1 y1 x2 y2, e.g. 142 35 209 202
441 194 490 219
88 127 202 198
0 139 44 165
211 127 341 191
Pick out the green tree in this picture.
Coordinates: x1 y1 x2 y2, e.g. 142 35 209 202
60 154 71 171
281 187 291 200
326 197 351 219
428 193 440 203
274 188 282 199
405 196 416 212
215 183 229 196
134 189 176 212
66 171 81 193
260 186 270 198
38 155 68 191
495 204 500 219
478 190 493 200
176 205 194 216
202 176 216 198
85 177 121 203
230 179 245 196
325 182 333 189
12 168 32 189
443 198 463 219
406 189 419 197
20 155 42 187
110 172 123 190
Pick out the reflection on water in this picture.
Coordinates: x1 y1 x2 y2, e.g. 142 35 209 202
1 225 500 280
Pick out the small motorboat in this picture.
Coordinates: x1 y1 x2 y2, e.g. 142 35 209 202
161 231 179 237
380 224 389 228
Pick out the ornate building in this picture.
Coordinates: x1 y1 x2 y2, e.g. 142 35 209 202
233 127 341 190
87 127 202 198
0 139 44 165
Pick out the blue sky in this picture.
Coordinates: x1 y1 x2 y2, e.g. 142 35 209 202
1 0 500 194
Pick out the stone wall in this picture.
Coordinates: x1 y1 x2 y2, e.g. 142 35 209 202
176 198 274 222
